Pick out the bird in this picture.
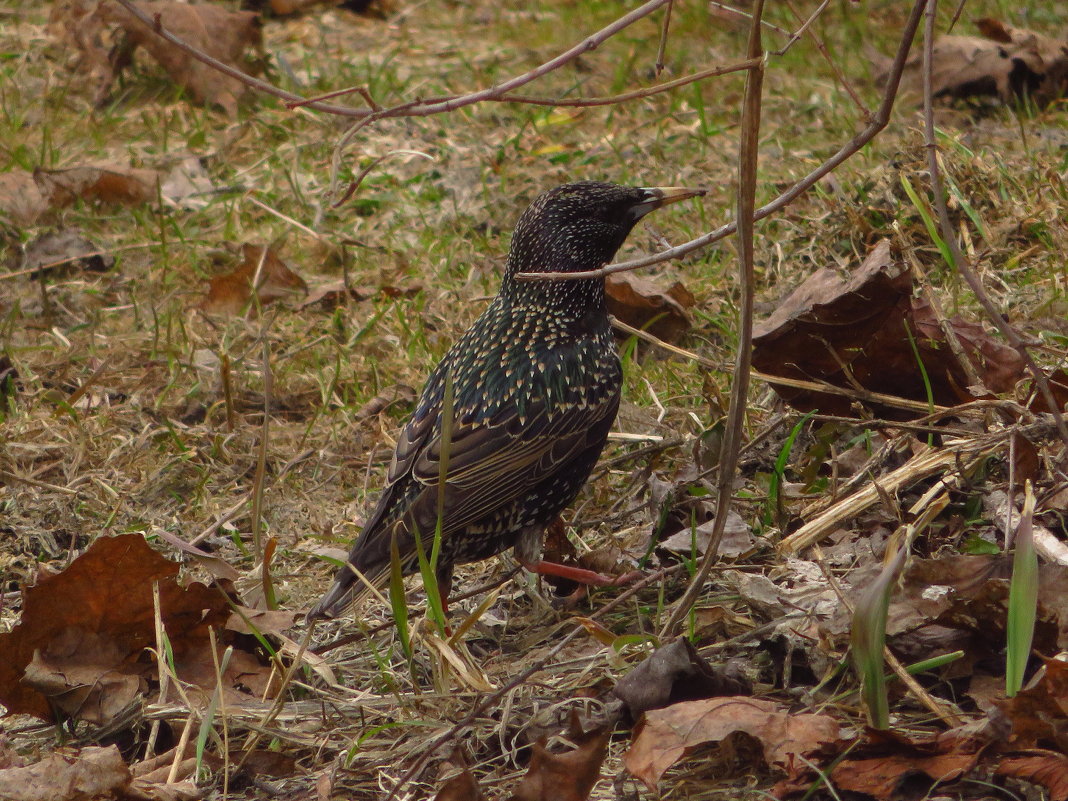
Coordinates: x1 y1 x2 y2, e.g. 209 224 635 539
309 181 704 620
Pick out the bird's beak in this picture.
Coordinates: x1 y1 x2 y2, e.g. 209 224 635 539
629 186 706 220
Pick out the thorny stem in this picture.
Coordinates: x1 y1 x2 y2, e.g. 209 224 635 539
920 0 1068 451
520 0 930 282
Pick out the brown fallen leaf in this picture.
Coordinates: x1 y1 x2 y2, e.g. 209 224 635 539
0 534 278 725
34 164 159 207
753 239 1025 417
508 710 610 801
201 244 308 316
612 637 749 720
606 272 694 343
624 696 841 790
353 384 418 422
0 745 129 801
830 727 987 801
0 171 50 226
50 1 263 116
883 18 1068 107
299 279 425 309
996 657 1068 751
1030 368 1068 414
997 749 1068 801
434 750 485 801
21 230 115 278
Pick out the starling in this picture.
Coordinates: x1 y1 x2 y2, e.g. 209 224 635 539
309 181 703 620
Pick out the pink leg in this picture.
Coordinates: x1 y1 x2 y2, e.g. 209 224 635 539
517 558 642 587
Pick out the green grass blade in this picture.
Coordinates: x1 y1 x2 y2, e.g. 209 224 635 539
901 174 954 270
851 541 908 729
1006 481 1038 697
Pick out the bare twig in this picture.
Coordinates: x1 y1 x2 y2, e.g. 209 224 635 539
655 0 674 75
112 0 674 120
659 0 765 640
519 0 929 282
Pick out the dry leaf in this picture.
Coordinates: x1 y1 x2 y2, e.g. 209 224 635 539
996 657 1068 750
752 239 1026 417
887 18 1068 106
160 156 216 209
353 384 418 421
299 279 425 309
830 727 986 801
612 638 748 719
0 534 278 725
508 710 610 801
101 2 261 116
624 696 841 790
997 750 1068 801
34 164 159 207
21 230 115 278
0 745 129 801
434 750 485 801
50 1 261 116
200 244 308 316
0 171 50 226
606 273 694 343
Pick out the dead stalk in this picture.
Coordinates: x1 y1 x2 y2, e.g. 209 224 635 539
659 0 765 640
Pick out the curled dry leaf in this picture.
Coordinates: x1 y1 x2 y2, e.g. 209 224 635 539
508 710 611 801
21 230 115 278
883 18 1068 107
997 749 1068 801
606 272 694 343
353 384 418 422
0 745 129 801
829 727 987 801
624 696 841 791
34 164 159 207
996 657 1068 750
0 163 158 226
200 244 308 316
50 1 261 116
0 172 50 227
299 279 424 309
434 750 485 801
0 533 278 725
752 239 1025 417
612 637 749 720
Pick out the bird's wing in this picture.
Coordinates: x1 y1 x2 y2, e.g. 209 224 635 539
406 390 619 532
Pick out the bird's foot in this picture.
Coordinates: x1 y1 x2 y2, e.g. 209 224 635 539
519 558 642 587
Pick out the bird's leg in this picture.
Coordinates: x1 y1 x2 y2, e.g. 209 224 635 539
515 523 642 589
432 563 454 621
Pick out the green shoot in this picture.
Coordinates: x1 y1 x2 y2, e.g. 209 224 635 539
1006 481 1038 697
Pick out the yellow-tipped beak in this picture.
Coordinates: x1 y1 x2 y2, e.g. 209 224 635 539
630 186 706 219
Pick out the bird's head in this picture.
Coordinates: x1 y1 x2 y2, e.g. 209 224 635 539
506 181 704 276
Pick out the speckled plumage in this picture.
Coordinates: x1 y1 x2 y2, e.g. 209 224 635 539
309 181 702 620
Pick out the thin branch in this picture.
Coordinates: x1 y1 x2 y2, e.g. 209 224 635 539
655 0 674 75
113 0 674 120
660 0 765 640
919 0 1068 450
518 0 929 282
498 58 760 107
